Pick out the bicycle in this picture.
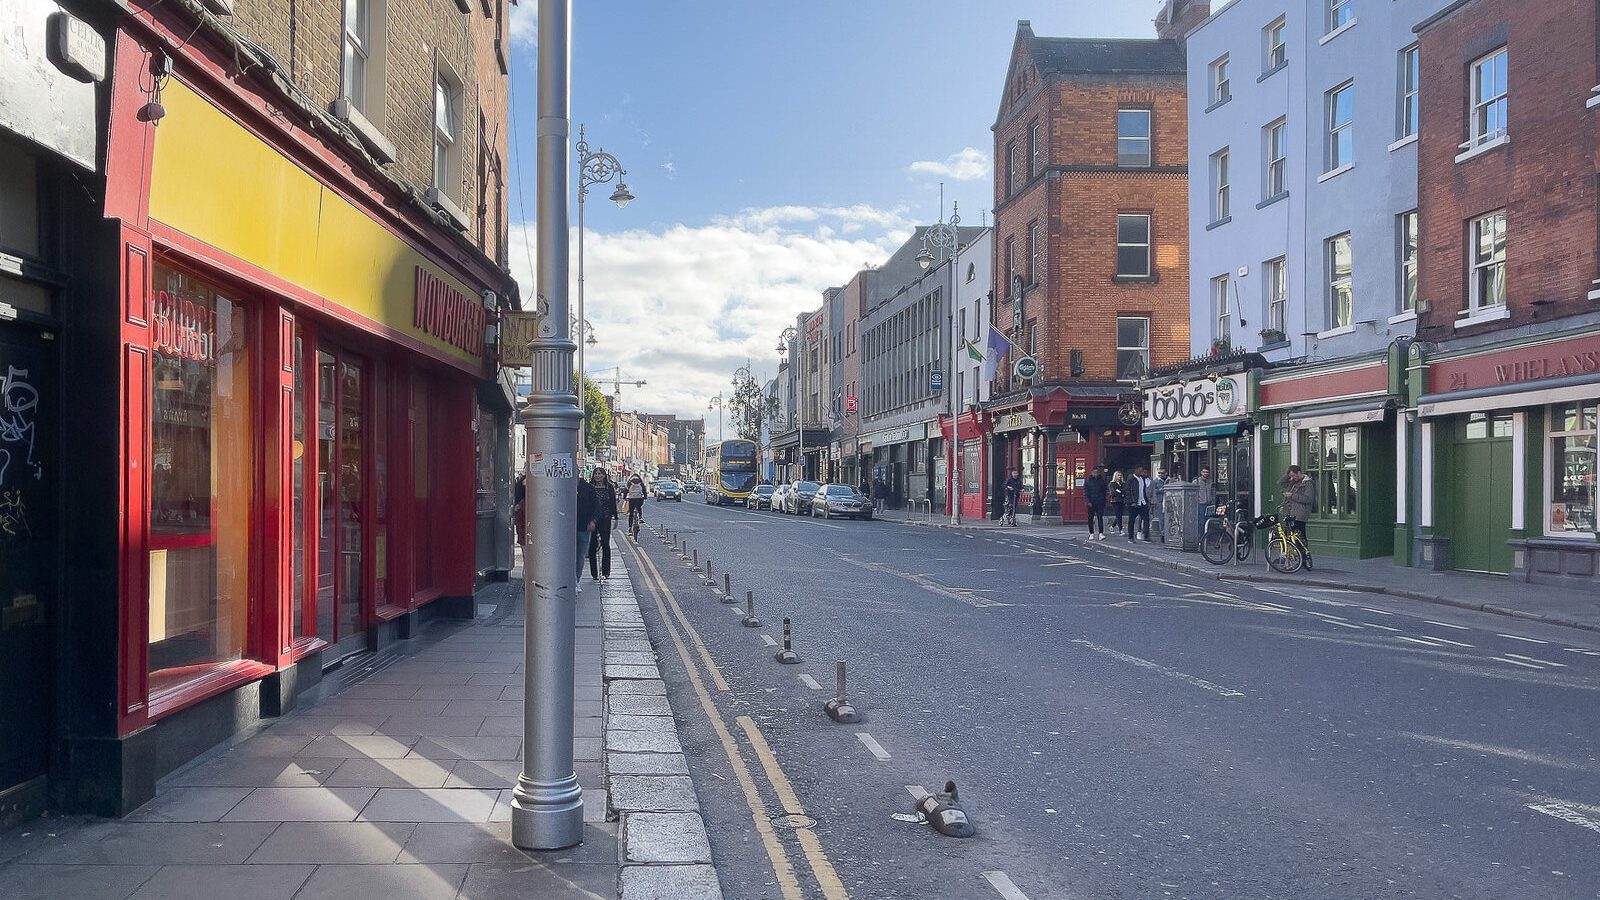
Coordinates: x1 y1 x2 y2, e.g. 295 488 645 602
627 500 644 540
1199 500 1255 565
1262 510 1313 574
1002 495 1019 527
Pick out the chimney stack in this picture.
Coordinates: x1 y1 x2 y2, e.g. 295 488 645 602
1155 0 1211 43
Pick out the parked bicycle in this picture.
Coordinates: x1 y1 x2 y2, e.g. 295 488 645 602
1262 509 1314 574
1199 500 1255 565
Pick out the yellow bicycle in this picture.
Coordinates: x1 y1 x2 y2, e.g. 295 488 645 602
1262 511 1312 574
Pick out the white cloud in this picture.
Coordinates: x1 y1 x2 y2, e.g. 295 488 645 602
907 147 992 182
508 1 537 47
506 207 910 421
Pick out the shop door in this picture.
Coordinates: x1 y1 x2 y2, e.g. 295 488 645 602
317 351 368 661
0 323 55 799
1450 414 1513 574
1062 454 1088 522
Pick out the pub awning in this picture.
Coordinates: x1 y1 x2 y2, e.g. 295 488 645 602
1142 420 1244 443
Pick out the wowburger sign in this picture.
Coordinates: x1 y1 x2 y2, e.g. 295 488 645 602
1141 375 1245 430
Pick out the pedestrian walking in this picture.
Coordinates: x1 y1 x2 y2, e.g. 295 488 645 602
1083 465 1108 540
1126 466 1153 542
512 473 527 546
588 468 618 581
1151 468 1169 543
1002 468 1023 526
1108 470 1127 535
575 473 598 594
1194 466 1216 540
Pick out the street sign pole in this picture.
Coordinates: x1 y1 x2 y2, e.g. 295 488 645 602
512 0 584 851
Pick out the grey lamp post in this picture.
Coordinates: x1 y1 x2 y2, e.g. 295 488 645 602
916 201 962 526
576 125 633 458
776 327 801 481
514 0 582 851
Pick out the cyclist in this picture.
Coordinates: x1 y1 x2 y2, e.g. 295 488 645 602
1002 468 1023 526
1279 464 1316 569
624 473 648 537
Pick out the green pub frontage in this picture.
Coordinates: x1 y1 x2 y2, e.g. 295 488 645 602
1411 330 1600 586
1257 344 1407 561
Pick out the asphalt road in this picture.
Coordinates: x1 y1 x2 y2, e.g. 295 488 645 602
616 496 1600 900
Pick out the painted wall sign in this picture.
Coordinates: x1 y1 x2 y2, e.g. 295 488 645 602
414 267 486 358
1427 332 1600 395
1141 374 1248 430
499 311 537 367
995 411 1038 433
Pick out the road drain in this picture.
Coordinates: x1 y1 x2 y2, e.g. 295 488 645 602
770 811 817 830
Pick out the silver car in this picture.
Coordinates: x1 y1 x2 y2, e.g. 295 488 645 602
811 484 873 520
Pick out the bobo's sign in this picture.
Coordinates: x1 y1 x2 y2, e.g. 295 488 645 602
1141 374 1247 431
414 267 486 358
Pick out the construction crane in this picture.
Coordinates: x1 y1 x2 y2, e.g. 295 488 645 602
585 366 647 404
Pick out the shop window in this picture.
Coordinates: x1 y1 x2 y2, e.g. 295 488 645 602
291 322 307 639
1548 403 1597 536
1301 426 1359 519
911 441 926 475
148 263 255 697
412 376 436 595
1464 411 1511 440
1271 412 1289 446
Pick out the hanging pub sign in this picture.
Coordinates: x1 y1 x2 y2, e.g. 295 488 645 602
499 311 538 367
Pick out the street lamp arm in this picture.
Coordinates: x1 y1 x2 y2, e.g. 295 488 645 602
576 126 628 199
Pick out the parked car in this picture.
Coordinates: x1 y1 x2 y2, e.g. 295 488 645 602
770 483 791 513
812 484 873 520
683 480 704 493
747 484 777 510
784 481 821 515
654 479 683 501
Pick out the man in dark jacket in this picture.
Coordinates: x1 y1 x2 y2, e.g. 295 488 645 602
575 474 598 594
588 469 618 581
512 473 527 545
1083 466 1108 540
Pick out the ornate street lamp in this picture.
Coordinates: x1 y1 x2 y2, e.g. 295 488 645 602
920 201 963 526
576 125 633 454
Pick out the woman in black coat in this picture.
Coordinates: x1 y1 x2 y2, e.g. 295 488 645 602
1107 470 1127 535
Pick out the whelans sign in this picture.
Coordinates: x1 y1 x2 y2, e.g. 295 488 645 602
1141 374 1247 431
414 267 486 359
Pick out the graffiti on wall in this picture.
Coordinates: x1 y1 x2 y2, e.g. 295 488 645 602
0 365 42 489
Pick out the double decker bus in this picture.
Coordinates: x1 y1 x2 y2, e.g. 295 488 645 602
702 439 758 506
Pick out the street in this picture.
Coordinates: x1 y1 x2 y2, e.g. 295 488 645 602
621 501 1600 900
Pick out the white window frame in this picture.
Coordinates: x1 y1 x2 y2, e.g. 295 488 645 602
1210 55 1231 106
1398 210 1419 313
1212 274 1231 344
1546 402 1599 538
1264 17 1286 72
1116 109 1152 167
342 0 370 110
1115 213 1151 278
1115 316 1150 382
1211 148 1230 222
1469 47 1509 149
1264 118 1287 199
1328 0 1354 33
1326 81 1355 173
1399 45 1420 139
1265 256 1287 336
434 69 461 194
1468 209 1507 312
1326 232 1353 329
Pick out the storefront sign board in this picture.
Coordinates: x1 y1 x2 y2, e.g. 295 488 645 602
0 0 100 170
1428 331 1600 395
1141 374 1248 432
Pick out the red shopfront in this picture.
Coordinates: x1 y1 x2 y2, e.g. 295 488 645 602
74 12 509 814
981 388 1142 524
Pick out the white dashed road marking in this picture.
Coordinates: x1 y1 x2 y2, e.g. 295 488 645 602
760 634 779 647
1498 633 1550 644
906 785 929 801
1528 802 1600 836
1493 656 1545 670
798 674 824 690
1397 636 1447 648
1423 635 1475 648
1505 652 1566 668
982 871 1033 900
1363 622 1403 632
1070 639 1244 698
856 732 891 760
1425 620 1470 630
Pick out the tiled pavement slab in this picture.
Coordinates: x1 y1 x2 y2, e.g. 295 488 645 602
0 546 723 899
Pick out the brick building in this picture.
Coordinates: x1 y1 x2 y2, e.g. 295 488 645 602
971 6 1199 523
0 0 515 820
1405 0 1600 584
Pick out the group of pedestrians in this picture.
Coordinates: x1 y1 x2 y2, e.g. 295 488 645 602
513 467 651 594
1082 465 1164 542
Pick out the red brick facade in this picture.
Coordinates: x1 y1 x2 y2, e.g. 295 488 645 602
991 26 1192 394
1414 0 1599 342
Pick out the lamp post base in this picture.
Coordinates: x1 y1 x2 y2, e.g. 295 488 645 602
510 775 585 850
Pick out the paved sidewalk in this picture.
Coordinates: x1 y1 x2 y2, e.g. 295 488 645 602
0 545 713 899
877 506 1600 633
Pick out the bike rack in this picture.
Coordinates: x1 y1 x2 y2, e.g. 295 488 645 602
914 499 933 522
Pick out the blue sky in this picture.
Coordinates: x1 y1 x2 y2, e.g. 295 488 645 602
505 1 1168 422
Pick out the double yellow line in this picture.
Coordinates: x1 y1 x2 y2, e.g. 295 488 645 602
623 536 848 900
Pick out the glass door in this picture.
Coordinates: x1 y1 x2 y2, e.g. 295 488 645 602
316 348 368 663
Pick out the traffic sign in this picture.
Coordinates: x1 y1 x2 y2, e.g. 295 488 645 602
1014 356 1039 380
930 370 944 392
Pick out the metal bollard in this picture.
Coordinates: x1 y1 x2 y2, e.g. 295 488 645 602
721 573 738 604
824 660 860 723
775 618 800 664
742 591 761 628
691 549 700 573
703 557 716 586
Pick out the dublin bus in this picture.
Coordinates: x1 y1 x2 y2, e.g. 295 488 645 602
702 439 759 506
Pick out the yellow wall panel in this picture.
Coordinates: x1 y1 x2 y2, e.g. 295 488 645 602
148 80 480 368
